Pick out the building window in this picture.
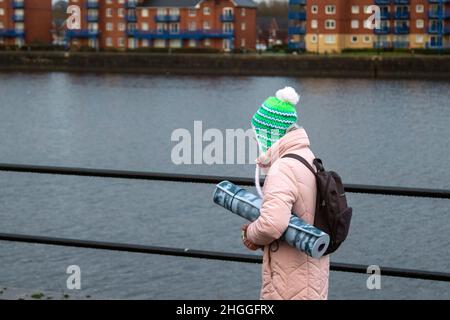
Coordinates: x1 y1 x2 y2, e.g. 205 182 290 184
363 35 371 43
169 39 182 48
311 35 317 43
118 23 126 31
106 37 113 47
118 37 125 47
118 8 125 17
241 23 246 31
154 39 166 48
351 35 358 43
169 8 179 16
351 6 359 14
189 39 196 47
189 22 196 31
141 9 149 17
311 5 318 14
325 35 336 44
188 8 196 17
311 19 318 29
416 19 424 28
325 5 336 15
325 20 336 29
204 39 211 46
416 5 424 13
203 7 211 15
141 22 149 31
241 8 246 16
106 8 113 17
157 8 166 16
142 39 149 47
0 8 4 16
203 21 210 30
416 35 423 43
241 38 246 47
106 23 113 31
351 20 359 29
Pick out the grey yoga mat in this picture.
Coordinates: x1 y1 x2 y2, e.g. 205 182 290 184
213 181 330 259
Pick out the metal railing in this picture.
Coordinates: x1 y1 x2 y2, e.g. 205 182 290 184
1 162 449 283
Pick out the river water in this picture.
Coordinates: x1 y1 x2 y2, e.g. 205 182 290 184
0 72 449 299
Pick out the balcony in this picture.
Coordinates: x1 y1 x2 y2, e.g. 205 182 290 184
393 25 410 33
394 11 410 19
126 14 137 22
380 11 390 19
289 0 306 5
129 29 234 40
288 26 306 34
0 29 25 37
220 14 234 22
393 41 409 48
429 10 450 19
87 15 98 22
428 24 442 33
445 26 450 34
288 11 306 20
66 29 99 38
428 0 450 3
154 15 180 23
374 41 392 49
86 1 99 9
12 0 24 9
125 1 137 9
13 14 24 22
375 0 391 4
374 26 391 34
394 0 409 4
288 41 306 50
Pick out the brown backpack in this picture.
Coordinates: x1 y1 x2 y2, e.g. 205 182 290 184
283 154 353 255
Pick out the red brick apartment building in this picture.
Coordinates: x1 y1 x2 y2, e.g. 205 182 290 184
0 0 52 46
66 0 257 51
288 0 450 52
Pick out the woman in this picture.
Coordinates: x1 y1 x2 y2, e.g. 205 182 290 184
242 86 329 300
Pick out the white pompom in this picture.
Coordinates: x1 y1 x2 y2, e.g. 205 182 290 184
275 86 300 106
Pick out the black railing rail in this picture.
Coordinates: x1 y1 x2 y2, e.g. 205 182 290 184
1 232 450 283
1 163 450 199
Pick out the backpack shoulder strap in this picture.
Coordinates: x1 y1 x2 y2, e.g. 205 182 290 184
282 153 317 176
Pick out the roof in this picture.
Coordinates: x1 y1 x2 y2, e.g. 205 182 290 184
139 0 257 8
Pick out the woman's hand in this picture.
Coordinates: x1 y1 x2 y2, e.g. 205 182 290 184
241 224 262 251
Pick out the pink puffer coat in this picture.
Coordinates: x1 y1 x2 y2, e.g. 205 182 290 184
246 127 330 300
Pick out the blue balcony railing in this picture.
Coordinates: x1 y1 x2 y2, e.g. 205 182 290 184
0 29 25 37
130 29 234 40
380 11 390 19
393 41 409 48
66 29 99 38
125 1 137 9
374 26 391 34
428 0 450 3
429 10 450 19
86 1 99 9
375 0 391 4
289 0 306 5
220 14 234 22
428 24 442 33
394 0 409 4
154 15 180 23
288 41 306 50
12 0 24 9
87 15 98 22
374 41 392 49
394 11 410 19
126 14 137 22
288 11 306 20
13 14 24 22
288 26 306 34
393 25 410 33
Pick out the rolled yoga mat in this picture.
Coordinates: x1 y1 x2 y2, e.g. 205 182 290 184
213 180 330 259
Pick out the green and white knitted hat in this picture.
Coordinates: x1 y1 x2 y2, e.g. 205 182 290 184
252 86 300 152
